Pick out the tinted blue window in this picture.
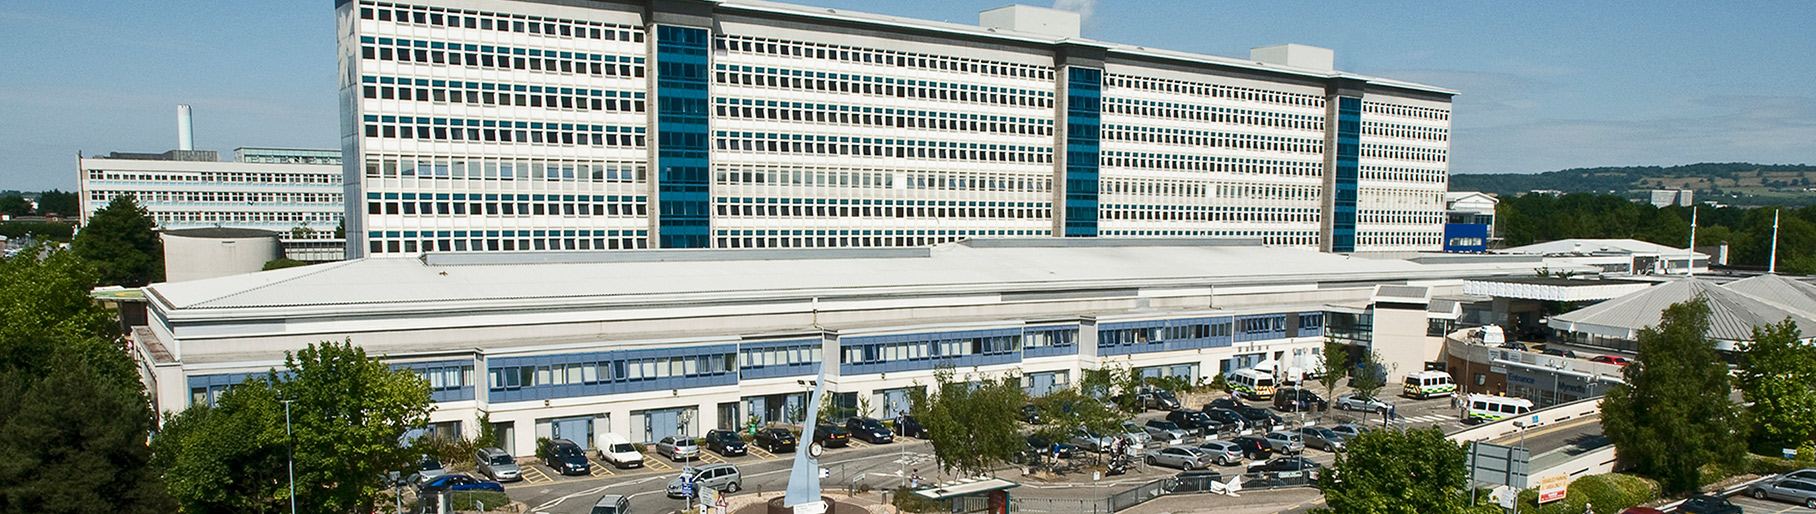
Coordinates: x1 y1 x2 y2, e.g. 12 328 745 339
1064 67 1102 237
655 25 711 248
1331 97 1362 252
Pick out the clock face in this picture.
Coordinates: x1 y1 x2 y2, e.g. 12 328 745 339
808 442 824 458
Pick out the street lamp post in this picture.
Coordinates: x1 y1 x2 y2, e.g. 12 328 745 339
282 399 296 514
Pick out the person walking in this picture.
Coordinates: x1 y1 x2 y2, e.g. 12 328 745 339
910 469 921 489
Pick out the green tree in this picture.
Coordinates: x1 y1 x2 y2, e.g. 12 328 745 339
1350 349 1388 403
0 246 123 377
36 190 79 217
1028 387 1126 453
1317 338 1352 402
1601 298 1746 494
910 367 1025 476
261 258 307 271
1315 427 1493 514
0 195 32 217
1735 318 1816 454
73 195 163 286
156 340 433 514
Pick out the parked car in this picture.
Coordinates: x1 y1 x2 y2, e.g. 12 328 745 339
1227 436 1273 459
1144 446 1211 470
703 429 748 457
1329 424 1372 440
1335 393 1391 413
1296 426 1346 452
1247 456 1323 478
1748 476 1816 508
1590 355 1632 366
1138 388 1184 411
1171 469 1228 493
411 455 448 484
1167 409 1223 435
894 415 927 438
845 417 895 444
754 427 798 453
813 423 850 448
665 463 742 498
1195 440 1246 466
475 448 522 482
1118 421 1153 447
1071 427 1116 453
589 494 629 514
543 439 591 475
1235 406 1283 428
1019 404 1044 424
654 436 700 462
1789 468 1816 481
1262 431 1305 454
1024 435 1079 459
1273 388 1328 412
1675 494 1741 514
1204 408 1251 432
1143 420 1191 446
418 473 504 493
1541 347 1579 359
1204 398 1244 411
598 433 645 469
1498 341 1529 351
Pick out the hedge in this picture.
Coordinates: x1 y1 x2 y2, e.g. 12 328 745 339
1518 473 1659 514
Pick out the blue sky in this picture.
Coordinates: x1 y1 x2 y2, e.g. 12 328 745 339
1 0 1811 191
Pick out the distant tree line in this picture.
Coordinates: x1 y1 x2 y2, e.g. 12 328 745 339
1498 193 1816 274
1453 162 1816 198
0 190 79 217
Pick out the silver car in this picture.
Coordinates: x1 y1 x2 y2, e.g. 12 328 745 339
1119 421 1153 447
1195 440 1246 466
1297 427 1346 452
1329 424 1371 440
1070 427 1115 452
654 436 700 461
665 463 742 498
1143 420 1190 446
1748 476 1816 508
475 448 522 482
1263 431 1305 454
1336 394 1390 413
1143 446 1210 470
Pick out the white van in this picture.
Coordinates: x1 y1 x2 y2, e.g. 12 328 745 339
1228 369 1277 400
1402 371 1457 399
596 432 645 468
1464 395 1534 424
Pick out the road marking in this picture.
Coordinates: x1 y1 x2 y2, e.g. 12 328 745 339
699 452 726 464
530 475 667 511
522 466 554 484
646 459 675 471
588 459 615 477
748 446 779 459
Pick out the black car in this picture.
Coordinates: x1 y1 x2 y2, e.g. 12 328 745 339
703 429 748 456
1025 435 1078 459
1227 436 1273 459
542 438 591 476
1540 347 1579 359
845 417 894 444
1170 469 1227 493
1272 388 1329 412
813 423 850 448
1204 408 1251 432
1247 456 1323 476
1138 388 1183 411
893 415 927 438
1236 405 1283 428
1166 409 1223 434
1019 404 1044 424
754 427 797 453
1677 494 1741 514
1204 398 1244 411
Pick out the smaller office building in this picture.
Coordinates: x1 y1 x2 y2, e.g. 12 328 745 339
1499 239 1707 276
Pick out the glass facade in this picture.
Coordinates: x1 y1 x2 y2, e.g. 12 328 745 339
1330 96 1362 252
655 25 712 248
1063 67 1102 237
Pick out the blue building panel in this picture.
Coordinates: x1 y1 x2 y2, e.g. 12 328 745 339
737 338 822 380
487 343 739 404
840 327 1024 375
392 359 478 403
1021 326 1082 359
1331 96 1362 253
1097 316 1234 356
1235 313 1290 342
655 25 712 248
1297 311 1325 339
1063 67 1102 237
1443 223 1489 253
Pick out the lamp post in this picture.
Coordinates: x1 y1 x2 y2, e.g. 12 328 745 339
282 399 296 514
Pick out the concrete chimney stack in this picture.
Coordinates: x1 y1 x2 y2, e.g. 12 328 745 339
177 105 194 151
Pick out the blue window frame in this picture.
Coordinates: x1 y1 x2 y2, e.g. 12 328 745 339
487 343 738 403
1022 326 1080 358
737 339 823 380
655 25 711 248
840 328 1023 375
392 360 476 402
1097 316 1233 356
1331 97 1361 252
1064 67 1101 237
1235 314 1289 342
1297 312 1325 338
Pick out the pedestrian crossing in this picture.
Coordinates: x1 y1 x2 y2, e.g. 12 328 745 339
1398 414 1460 424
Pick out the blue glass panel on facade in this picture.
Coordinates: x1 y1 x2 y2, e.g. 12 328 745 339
186 372 268 407
1064 67 1102 237
1443 223 1489 253
1021 326 1081 359
487 343 738 404
737 338 822 380
391 359 477 403
1234 314 1290 343
655 25 711 248
1331 97 1362 252
1096 316 1234 356
840 327 1024 376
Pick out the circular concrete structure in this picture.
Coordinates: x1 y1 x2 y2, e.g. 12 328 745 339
161 228 283 283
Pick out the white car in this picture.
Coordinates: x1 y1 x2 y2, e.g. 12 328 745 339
597 433 645 468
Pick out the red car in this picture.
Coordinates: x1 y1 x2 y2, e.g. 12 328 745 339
1590 355 1631 366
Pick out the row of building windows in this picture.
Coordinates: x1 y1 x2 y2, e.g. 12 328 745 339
358 1 644 44
717 33 1055 82
715 197 1051 221
1101 322 1235 348
90 190 342 205
713 132 1052 164
713 165 1051 194
713 230 1038 250
1363 101 1450 121
362 117 646 148
841 335 1021 365
713 65 1055 109
711 98 1054 137
369 230 650 254
1100 204 1320 224
488 354 734 391
1106 74 1324 110
366 195 646 218
738 344 822 370
359 36 645 79
86 170 341 185
150 211 343 227
1362 121 1448 142
1361 143 1448 163
363 156 646 183
1359 209 1445 225
361 76 647 114
1360 189 1445 209
1095 230 1319 246
1102 180 1321 203
1357 232 1445 247
1103 98 1325 131
1103 125 1323 155
1361 165 1447 184
411 364 474 393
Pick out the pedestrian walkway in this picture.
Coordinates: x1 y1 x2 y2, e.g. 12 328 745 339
1398 414 1459 424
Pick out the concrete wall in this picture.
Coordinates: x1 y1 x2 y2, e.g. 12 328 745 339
162 233 281 283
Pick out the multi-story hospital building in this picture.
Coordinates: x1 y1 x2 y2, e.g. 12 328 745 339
337 0 1453 257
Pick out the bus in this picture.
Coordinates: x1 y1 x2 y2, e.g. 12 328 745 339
1228 369 1277 400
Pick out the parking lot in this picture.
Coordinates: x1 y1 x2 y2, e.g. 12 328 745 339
1729 492 1816 514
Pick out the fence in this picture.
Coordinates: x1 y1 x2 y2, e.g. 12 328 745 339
1021 472 1316 513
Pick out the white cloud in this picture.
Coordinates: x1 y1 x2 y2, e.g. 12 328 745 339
1050 0 1097 25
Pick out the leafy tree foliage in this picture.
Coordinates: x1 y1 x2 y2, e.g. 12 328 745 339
0 221 75 242
1494 193 1816 273
36 190 79 217
1735 318 1816 454
72 195 163 286
1349 349 1389 404
1317 338 1352 402
156 340 433 514
1316 426 1493 514
0 195 30 217
0 247 122 377
1451 163 1816 198
1028 387 1126 451
910 367 1025 476
1601 298 1746 494
1079 363 1141 412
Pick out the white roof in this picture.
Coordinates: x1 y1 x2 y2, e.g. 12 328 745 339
145 240 1542 319
1548 278 1816 342
1500 239 1705 258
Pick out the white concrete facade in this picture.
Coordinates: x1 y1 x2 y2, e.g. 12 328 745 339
78 153 346 241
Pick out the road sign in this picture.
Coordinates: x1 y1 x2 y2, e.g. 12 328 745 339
1466 441 1530 489
1537 474 1569 504
818 467 831 478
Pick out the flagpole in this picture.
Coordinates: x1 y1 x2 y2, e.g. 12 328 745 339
1687 206 1697 276
1770 209 1781 274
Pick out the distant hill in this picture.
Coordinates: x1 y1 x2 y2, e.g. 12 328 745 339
1451 163 1816 205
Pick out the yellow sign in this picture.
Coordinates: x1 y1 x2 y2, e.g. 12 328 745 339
1537 474 1569 504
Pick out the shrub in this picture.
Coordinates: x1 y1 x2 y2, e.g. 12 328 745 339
535 437 554 461
890 487 949 514
1518 473 1658 514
